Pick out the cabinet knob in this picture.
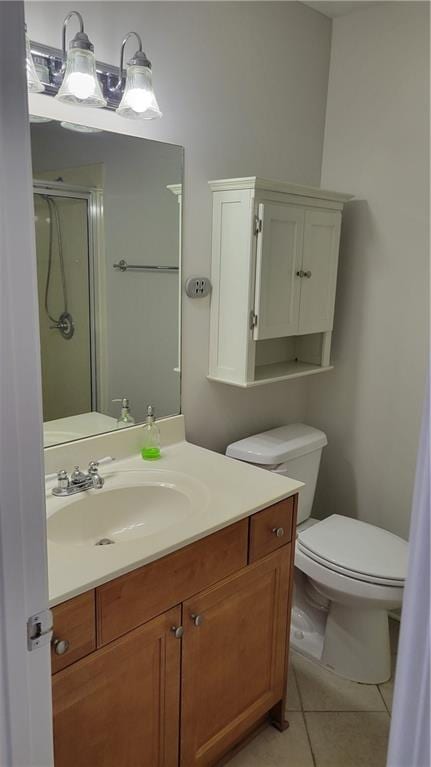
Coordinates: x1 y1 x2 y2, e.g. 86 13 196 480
171 625 184 639
191 613 204 627
303 270 312 278
272 527 285 538
296 270 305 278
52 638 70 656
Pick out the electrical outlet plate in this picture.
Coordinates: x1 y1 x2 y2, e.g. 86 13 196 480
185 276 212 298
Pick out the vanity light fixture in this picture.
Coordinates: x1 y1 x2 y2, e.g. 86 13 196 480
25 24 44 93
56 11 106 107
26 17 162 120
115 32 162 120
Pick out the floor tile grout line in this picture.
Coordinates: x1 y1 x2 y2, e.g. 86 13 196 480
292 663 318 767
376 685 391 716
302 710 392 715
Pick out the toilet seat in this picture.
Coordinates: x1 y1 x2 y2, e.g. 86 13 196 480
297 514 407 587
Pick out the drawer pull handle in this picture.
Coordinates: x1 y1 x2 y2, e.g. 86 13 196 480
272 527 285 538
53 638 70 656
191 613 203 627
171 625 184 639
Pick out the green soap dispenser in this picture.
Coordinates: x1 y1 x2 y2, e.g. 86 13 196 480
141 405 161 460
113 397 135 428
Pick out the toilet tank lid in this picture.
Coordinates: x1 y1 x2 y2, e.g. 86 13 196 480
226 423 327 465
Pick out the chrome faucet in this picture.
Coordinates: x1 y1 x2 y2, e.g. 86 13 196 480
52 461 105 497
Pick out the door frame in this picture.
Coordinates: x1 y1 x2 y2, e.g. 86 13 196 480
32 180 108 414
0 4 54 765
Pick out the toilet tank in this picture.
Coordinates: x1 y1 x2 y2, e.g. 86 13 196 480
226 423 327 525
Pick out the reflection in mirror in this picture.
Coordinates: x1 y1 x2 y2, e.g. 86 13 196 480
30 121 182 447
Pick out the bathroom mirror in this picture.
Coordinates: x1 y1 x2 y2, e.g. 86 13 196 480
30 120 182 447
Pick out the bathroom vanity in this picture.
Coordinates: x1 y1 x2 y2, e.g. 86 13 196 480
45 428 302 767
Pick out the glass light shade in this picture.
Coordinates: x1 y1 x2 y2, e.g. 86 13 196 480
116 64 162 120
25 32 44 93
56 48 106 107
29 115 52 124
61 121 103 133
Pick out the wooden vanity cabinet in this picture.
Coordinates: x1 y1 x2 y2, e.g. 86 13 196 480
52 606 181 767
51 496 297 767
180 546 290 766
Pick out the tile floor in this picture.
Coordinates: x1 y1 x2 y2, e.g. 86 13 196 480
227 618 399 767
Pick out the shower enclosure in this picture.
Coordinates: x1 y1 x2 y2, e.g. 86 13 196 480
33 181 103 422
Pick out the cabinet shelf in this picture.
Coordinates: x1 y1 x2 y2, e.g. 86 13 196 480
209 362 333 388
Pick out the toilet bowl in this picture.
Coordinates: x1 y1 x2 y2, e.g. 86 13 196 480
226 424 408 684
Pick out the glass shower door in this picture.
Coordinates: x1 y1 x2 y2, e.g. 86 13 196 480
33 192 93 423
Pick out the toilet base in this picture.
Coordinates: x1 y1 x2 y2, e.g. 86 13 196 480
321 604 391 683
290 569 393 684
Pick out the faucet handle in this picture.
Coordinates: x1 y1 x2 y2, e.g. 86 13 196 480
57 469 69 490
88 461 104 489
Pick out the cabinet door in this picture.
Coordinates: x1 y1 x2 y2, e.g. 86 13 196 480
180 548 290 766
298 209 341 334
52 606 181 767
254 203 304 339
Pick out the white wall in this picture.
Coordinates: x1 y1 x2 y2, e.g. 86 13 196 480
25 1 332 451
307 1 429 539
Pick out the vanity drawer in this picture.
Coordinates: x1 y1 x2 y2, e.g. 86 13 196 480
51 591 96 674
249 497 296 563
96 519 249 646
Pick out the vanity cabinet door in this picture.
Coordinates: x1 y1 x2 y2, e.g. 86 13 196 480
52 606 181 767
180 547 290 766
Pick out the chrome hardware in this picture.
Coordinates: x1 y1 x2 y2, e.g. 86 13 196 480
27 609 53 652
113 259 179 273
71 466 87 484
171 626 184 639
272 527 285 538
250 311 258 329
53 637 70 656
254 215 263 235
88 461 104 489
49 311 75 340
52 460 106 496
296 270 305 278
304 270 312 278
191 614 203 627
56 469 70 491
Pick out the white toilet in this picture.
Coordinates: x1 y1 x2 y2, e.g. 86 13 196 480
226 423 408 684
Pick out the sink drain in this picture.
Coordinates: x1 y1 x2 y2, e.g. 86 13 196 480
95 538 115 546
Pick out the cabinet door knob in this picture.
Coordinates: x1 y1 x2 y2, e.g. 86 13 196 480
171 625 184 639
191 613 203 627
272 527 285 538
52 638 70 656
304 270 312 278
296 270 305 278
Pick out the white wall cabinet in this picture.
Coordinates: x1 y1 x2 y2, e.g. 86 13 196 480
208 178 352 387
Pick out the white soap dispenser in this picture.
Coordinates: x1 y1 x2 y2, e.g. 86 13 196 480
141 405 161 460
113 397 135 428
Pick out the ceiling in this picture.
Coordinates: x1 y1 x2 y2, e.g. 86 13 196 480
302 1 376 18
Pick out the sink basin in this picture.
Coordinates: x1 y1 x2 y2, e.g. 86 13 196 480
47 470 208 546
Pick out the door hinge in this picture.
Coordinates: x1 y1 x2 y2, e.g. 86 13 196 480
249 311 258 329
27 609 53 652
254 215 263 235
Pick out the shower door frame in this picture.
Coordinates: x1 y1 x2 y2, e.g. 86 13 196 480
33 180 107 416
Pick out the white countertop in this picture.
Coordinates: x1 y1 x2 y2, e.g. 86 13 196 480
43 412 117 447
46 440 303 607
